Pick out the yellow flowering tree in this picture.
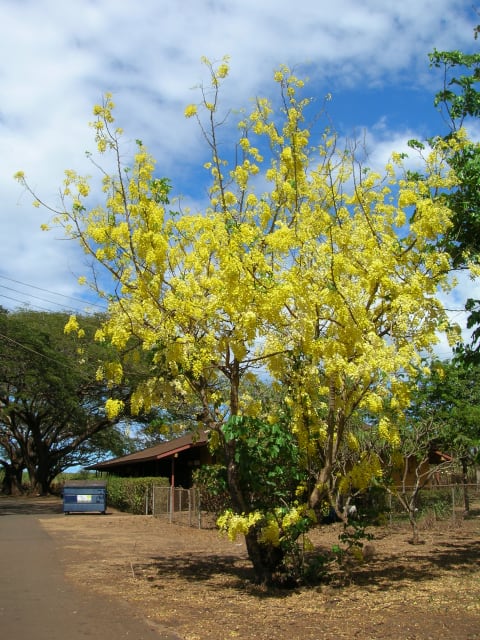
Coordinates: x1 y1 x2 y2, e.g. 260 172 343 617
16 59 459 584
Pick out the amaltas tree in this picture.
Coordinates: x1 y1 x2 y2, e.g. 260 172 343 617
16 60 460 583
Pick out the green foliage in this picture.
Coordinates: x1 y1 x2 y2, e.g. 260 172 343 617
56 470 96 482
222 415 304 510
429 48 480 124
217 415 317 584
354 487 390 525
337 519 374 554
302 553 331 584
428 29 480 360
411 359 480 461
303 520 374 582
442 141 480 267
106 476 169 514
417 488 452 520
388 487 455 523
276 506 318 584
149 177 171 204
192 464 231 515
456 300 480 363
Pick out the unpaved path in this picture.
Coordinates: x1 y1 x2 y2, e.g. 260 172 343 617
0 496 180 640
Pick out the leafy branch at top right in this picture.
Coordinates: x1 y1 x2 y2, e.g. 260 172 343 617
423 23 480 361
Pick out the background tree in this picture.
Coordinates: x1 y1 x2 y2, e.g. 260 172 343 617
407 359 480 511
0 309 136 494
428 26 480 359
17 61 459 583
385 416 453 545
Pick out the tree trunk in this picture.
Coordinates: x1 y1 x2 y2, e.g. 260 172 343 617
244 530 285 585
1 463 24 495
407 490 421 544
308 379 345 513
26 437 56 495
27 465 52 496
221 360 287 585
308 465 331 510
409 511 421 545
224 441 286 584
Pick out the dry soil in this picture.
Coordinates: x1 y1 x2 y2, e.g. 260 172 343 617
30 497 480 640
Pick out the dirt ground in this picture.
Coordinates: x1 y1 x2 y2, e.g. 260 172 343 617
32 499 480 640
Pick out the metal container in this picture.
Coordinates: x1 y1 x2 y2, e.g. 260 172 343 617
63 480 107 514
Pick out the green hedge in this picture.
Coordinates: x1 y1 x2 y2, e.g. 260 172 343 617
106 476 169 514
192 464 231 515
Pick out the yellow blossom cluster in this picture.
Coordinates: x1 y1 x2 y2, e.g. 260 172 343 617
216 510 263 542
217 504 315 548
105 398 124 420
63 315 85 339
338 452 383 495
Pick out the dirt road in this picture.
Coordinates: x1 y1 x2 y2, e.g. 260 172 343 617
0 496 180 640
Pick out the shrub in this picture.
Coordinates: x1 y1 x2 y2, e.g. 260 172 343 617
417 487 452 520
106 476 169 514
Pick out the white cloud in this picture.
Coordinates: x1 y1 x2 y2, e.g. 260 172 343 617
0 0 477 316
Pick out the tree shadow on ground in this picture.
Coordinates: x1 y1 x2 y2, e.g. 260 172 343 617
137 552 256 589
0 496 63 516
139 534 480 597
335 538 480 590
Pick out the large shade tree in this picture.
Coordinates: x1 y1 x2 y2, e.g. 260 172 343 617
0 308 134 494
17 60 459 583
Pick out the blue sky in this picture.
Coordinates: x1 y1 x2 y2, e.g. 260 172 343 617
1 0 479 357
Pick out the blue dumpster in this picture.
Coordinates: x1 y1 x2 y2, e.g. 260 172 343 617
63 480 107 514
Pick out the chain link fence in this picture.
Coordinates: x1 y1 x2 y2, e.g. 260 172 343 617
386 483 480 524
150 483 480 529
152 486 218 528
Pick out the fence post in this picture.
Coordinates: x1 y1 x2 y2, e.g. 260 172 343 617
197 488 202 529
451 485 456 523
188 488 192 527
